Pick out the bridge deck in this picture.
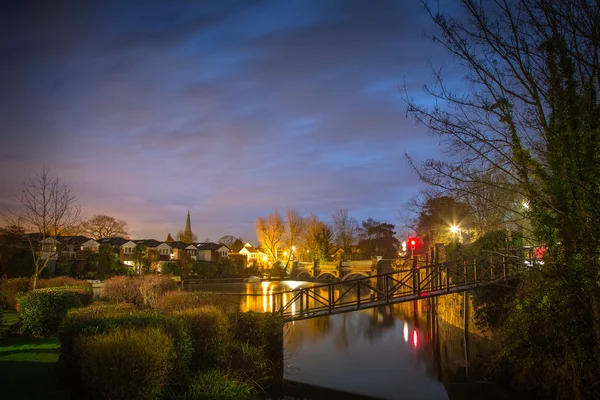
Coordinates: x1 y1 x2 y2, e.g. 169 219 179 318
273 260 523 321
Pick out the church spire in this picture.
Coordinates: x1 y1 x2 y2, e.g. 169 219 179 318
183 211 193 243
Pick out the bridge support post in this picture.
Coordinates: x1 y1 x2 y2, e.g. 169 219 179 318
412 256 420 297
313 260 320 280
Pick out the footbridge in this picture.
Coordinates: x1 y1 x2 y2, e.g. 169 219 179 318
275 256 525 322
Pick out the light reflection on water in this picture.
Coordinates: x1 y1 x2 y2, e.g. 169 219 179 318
185 280 490 400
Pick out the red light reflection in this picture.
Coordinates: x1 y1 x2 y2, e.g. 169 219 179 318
412 329 418 348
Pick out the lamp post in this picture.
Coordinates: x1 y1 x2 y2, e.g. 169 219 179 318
450 225 462 243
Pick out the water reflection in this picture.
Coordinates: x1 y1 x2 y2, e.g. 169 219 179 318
184 280 495 400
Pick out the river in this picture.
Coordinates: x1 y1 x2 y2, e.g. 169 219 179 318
184 280 512 400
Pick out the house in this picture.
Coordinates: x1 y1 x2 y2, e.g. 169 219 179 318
195 242 229 263
60 236 100 260
133 239 172 261
169 241 198 262
238 242 268 264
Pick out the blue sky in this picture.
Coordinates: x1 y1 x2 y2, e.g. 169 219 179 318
0 0 460 242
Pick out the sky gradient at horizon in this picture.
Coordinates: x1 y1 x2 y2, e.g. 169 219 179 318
0 0 459 243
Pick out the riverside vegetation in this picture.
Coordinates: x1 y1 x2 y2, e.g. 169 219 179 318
0 275 284 399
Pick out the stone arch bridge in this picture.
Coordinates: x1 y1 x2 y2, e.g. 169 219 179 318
293 260 390 282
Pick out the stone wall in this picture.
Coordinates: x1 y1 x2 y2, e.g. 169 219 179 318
436 292 490 339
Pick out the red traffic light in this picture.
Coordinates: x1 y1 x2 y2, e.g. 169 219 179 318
408 237 418 250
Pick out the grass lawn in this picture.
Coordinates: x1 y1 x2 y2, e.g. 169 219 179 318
0 310 70 399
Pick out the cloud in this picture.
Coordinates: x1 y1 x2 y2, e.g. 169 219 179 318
0 0 456 242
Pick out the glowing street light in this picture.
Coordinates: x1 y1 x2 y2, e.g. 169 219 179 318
450 225 459 234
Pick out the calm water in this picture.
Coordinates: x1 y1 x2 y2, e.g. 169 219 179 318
184 280 503 400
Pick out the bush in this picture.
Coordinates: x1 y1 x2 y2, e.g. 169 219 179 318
138 275 178 308
59 306 192 392
162 261 183 276
37 277 92 290
0 277 30 310
101 276 141 305
184 370 256 400
212 341 270 385
155 291 237 313
228 312 284 353
101 275 178 308
76 327 176 400
173 306 230 370
19 287 91 336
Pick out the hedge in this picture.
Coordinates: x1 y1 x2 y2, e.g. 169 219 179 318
59 305 192 393
172 306 230 371
155 291 237 313
18 287 92 336
0 277 91 310
76 327 176 400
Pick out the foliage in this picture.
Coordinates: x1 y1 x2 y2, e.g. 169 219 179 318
80 214 129 240
19 287 91 336
358 218 399 258
37 276 92 290
192 261 218 279
415 196 473 245
0 242 34 278
154 291 237 313
101 275 177 308
228 311 284 363
82 244 123 279
101 276 141 305
138 275 178 308
75 327 175 400
173 306 230 371
0 277 30 310
162 261 183 276
304 214 334 261
59 306 192 392
183 370 255 400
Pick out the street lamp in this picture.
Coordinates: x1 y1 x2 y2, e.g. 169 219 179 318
450 225 459 234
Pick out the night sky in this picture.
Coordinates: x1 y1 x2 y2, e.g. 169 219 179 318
0 0 459 242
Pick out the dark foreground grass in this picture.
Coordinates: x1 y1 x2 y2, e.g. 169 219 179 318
0 310 70 399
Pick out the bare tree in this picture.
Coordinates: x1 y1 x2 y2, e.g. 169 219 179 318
332 208 358 259
284 209 304 269
255 210 285 262
405 0 600 391
81 214 129 239
4 167 81 289
218 235 243 248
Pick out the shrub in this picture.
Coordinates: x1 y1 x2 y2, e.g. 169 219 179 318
59 306 192 392
101 276 141 305
76 327 176 400
37 277 92 290
101 275 178 308
162 261 183 276
184 370 256 400
19 287 90 336
0 277 30 310
173 306 230 370
155 291 238 313
212 341 270 385
138 275 178 308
